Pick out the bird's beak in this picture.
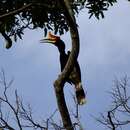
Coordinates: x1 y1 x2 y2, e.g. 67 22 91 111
40 32 60 44
40 38 56 44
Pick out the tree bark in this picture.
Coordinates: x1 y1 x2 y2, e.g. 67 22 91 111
54 0 80 130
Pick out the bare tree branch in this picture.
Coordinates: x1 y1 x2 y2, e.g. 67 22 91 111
107 111 116 130
97 76 130 130
0 69 83 130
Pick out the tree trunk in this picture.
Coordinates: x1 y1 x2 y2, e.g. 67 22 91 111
54 0 80 130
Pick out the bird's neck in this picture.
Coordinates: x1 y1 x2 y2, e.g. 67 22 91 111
58 48 65 55
59 51 66 61
59 50 67 71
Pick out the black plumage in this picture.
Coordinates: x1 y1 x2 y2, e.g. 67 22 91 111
40 32 86 105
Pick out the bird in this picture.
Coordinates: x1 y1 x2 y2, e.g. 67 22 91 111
40 32 86 105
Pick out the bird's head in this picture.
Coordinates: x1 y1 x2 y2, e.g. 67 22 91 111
40 32 65 52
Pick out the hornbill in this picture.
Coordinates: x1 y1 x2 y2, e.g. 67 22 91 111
40 32 86 105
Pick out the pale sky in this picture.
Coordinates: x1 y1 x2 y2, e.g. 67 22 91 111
0 0 130 130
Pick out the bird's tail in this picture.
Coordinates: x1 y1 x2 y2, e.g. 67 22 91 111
75 82 86 105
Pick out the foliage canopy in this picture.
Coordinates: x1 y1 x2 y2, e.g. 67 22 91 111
0 0 125 48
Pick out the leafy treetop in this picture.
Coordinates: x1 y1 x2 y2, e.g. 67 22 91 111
0 0 122 49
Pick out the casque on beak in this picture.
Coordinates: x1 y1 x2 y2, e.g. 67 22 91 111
40 32 60 44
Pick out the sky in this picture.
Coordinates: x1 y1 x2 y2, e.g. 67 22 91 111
0 0 130 130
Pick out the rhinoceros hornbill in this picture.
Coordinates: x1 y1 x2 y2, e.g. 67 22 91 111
40 32 86 105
